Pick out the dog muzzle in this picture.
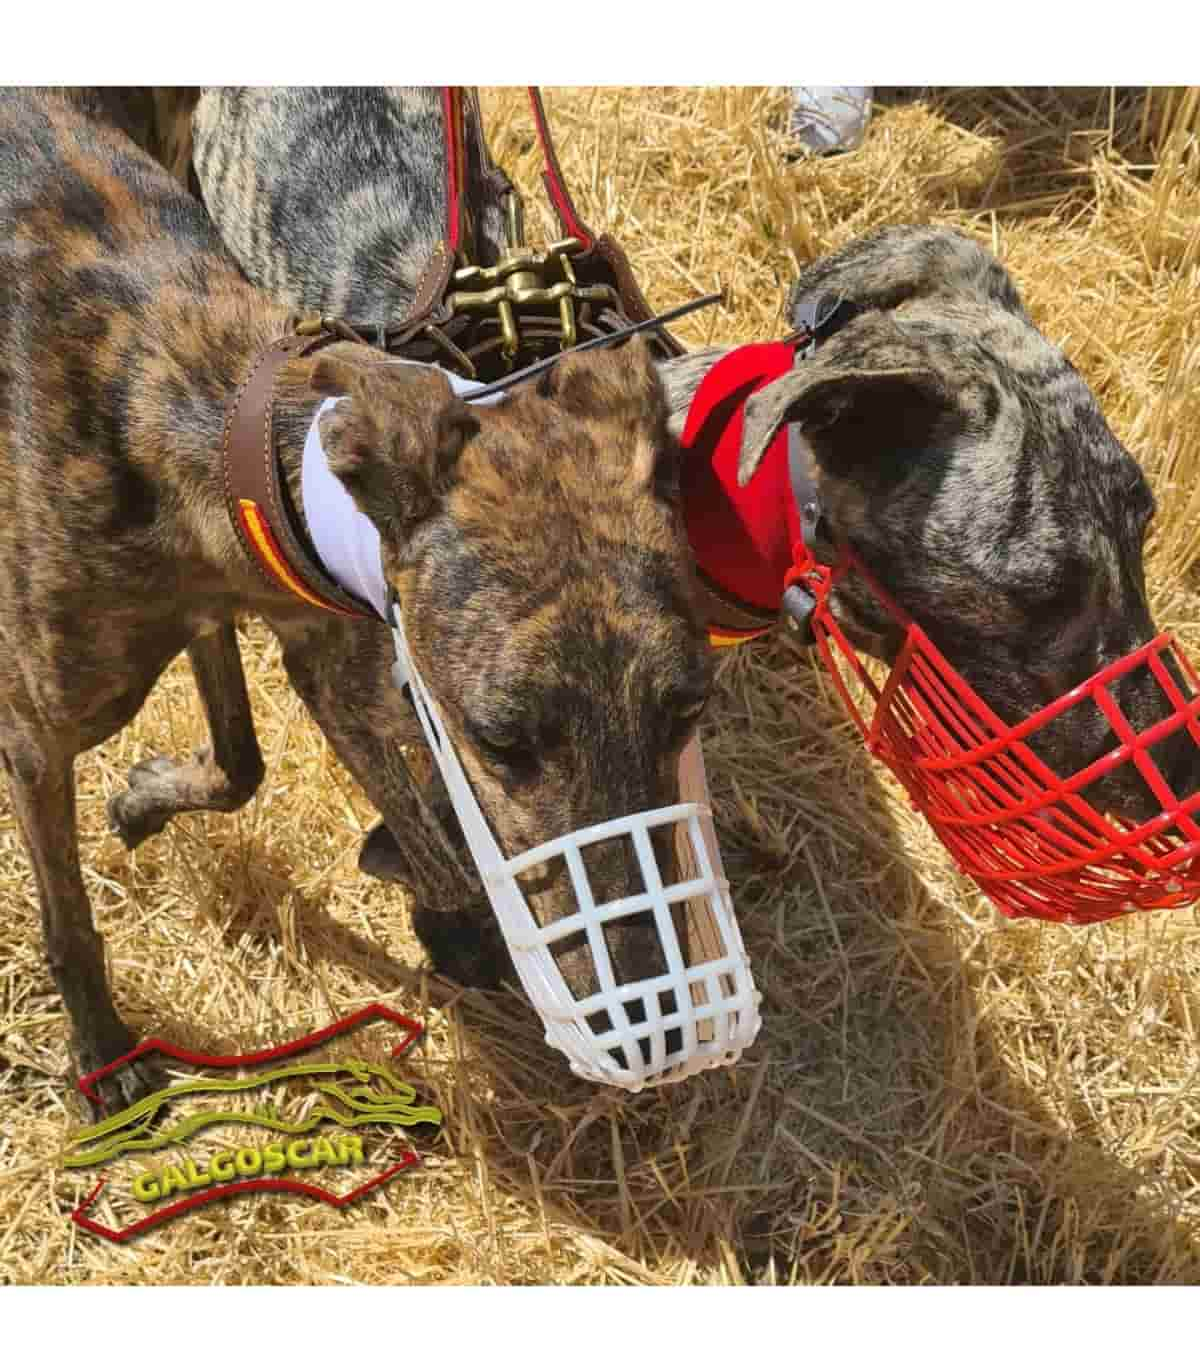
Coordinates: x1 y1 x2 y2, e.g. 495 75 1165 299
797 546 1200 925
387 605 762 1090
681 337 1200 927
300 376 760 1088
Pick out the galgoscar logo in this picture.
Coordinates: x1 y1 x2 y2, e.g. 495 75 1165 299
63 1003 440 1243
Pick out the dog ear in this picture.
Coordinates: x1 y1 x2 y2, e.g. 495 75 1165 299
538 335 663 423
311 354 480 540
538 336 676 493
738 364 951 487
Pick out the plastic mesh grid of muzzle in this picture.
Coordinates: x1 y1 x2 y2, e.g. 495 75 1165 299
391 612 761 1090
496 801 760 1088
812 584 1200 924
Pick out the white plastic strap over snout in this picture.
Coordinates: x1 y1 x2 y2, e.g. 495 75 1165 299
388 608 762 1090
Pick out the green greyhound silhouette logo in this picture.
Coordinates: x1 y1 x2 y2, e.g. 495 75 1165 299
65 1003 441 1242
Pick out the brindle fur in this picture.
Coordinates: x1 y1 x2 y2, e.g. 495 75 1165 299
190 87 509 322
716 224 1186 815
79 94 1185 934
56 87 509 317
0 90 711 1112
74 85 724 986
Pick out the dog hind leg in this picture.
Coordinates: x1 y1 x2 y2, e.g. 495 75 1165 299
107 623 265 849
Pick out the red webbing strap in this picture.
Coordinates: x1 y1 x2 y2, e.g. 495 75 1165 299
441 86 467 254
527 87 595 248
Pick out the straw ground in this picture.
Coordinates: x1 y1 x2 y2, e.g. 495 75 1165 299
4 86 1200 1285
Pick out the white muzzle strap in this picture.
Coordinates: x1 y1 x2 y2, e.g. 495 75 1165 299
388 605 761 1090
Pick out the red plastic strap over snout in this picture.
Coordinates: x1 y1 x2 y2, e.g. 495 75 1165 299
804 551 1200 924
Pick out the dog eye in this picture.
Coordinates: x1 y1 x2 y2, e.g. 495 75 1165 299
468 720 534 766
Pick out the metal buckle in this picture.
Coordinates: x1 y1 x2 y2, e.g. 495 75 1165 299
291 315 372 346
782 547 835 644
444 192 620 367
782 582 818 641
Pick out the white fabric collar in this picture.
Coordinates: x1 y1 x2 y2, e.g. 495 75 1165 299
300 361 506 619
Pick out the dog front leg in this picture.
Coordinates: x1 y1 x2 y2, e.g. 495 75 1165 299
273 616 513 989
107 622 265 848
4 739 161 1113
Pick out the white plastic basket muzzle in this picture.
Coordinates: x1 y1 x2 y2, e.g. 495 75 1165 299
389 607 762 1090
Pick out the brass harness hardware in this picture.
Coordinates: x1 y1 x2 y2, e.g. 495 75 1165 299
291 314 373 345
443 191 620 371
291 191 636 384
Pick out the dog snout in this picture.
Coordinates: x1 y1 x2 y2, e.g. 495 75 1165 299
530 829 688 1073
1160 729 1200 803
1069 647 1200 819
562 832 678 983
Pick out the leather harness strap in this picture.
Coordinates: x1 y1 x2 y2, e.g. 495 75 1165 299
222 328 375 619
384 88 467 356
693 572 778 648
526 87 683 347
527 86 594 248
222 88 693 621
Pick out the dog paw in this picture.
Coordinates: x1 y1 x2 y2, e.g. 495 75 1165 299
72 1028 168 1120
106 755 185 848
81 1057 168 1120
411 904 515 991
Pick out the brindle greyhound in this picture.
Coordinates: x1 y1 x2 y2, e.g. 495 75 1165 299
56 90 1184 1005
57 85 706 984
0 89 715 1112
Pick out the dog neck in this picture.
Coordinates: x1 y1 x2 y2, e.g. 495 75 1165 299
256 336 808 640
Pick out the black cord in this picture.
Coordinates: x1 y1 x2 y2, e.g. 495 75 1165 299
464 291 725 400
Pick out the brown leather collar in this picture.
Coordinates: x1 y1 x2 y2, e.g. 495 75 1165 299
693 569 777 647
222 326 375 620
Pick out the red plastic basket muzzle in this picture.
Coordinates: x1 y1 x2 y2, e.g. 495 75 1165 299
795 549 1200 925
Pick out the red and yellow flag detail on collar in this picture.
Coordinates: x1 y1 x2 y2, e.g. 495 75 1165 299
237 499 363 618
708 624 771 650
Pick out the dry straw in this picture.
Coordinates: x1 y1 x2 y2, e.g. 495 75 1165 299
4 86 1200 1286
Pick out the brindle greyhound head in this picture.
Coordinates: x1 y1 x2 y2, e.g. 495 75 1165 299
713 225 1188 820
306 337 712 996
